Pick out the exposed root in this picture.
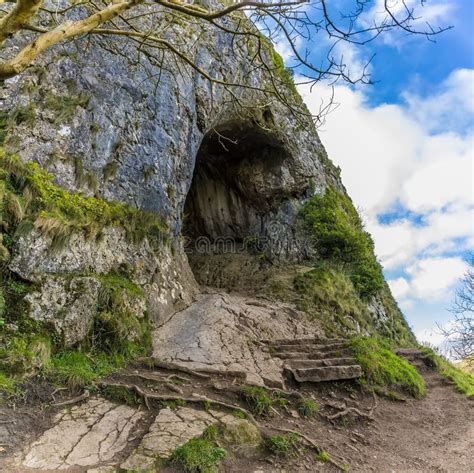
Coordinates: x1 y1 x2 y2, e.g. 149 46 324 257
324 391 377 421
325 407 374 421
129 372 184 394
96 381 257 424
51 391 90 407
135 358 211 379
270 426 347 471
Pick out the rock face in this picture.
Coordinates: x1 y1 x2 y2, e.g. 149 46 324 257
22 398 143 470
0 1 413 349
152 292 323 386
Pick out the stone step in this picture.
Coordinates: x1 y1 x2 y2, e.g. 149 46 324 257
263 338 344 346
286 357 357 369
276 348 353 360
289 365 363 383
272 341 348 353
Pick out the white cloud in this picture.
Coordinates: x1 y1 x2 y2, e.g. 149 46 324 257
298 67 473 343
298 69 474 271
359 0 456 48
403 69 474 134
406 257 468 300
388 277 410 299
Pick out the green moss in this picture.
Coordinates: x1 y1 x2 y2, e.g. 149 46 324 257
0 370 18 395
421 348 474 398
159 398 187 410
270 49 298 96
232 409 248 419
297 398 319 417
241 386 273 416
0 334 51 375
170 438 227 473
301 186 384 299
101 384 141 406
316 450 331 462
351 337 426 398
265 433 300 458
0 150 168 251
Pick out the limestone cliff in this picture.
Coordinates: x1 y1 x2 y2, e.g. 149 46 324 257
0 1 414 376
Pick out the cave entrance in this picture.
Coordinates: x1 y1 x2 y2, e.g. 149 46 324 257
183 121 288 258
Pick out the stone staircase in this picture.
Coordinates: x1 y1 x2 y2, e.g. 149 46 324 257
264 338 363 383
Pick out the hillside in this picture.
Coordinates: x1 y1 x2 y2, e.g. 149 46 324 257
0 0 473 471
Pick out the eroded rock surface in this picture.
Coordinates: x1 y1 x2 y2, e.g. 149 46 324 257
122 406 260 471
22 398 143 470
152 291 323 386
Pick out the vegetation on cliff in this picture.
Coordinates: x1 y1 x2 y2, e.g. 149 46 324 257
351 337 426 398
301 186 384 300
0 150 160 395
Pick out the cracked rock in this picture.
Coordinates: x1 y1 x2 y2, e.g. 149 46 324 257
22 398 143 470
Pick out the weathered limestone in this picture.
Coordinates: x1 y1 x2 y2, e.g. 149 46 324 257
25 276 101 346
121 406 260 471
265 338 363 383
11 227 198 328
22 398 143 470
152 292 323 387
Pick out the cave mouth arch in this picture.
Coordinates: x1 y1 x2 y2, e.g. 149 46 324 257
183 121 289 253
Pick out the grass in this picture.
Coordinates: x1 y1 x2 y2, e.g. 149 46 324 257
46 350 126 390
170 438 227 473
351 337 426 398
421 348 474 398
240 386 273 416
0 150 168 251
300 186 384 299
293 262 371 334
297 398 319 417
265 433 300 458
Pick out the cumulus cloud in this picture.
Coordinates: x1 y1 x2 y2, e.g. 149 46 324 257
298 69 474 271
298 66 473 341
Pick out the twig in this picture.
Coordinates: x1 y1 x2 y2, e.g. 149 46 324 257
51 391 89 407
270 426 347 471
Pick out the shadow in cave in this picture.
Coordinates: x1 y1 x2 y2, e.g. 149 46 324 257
183 121 289 254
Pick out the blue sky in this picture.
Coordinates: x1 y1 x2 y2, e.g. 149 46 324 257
281 0 474 350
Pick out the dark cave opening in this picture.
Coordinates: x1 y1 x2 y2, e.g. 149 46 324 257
183 122 288 249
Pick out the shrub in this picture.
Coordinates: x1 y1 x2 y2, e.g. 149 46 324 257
170 438 227 473
300 186 384 299
297 398 319 418
351 337 426 398
241 386 273 416
421 348 474 398
265 433 300 458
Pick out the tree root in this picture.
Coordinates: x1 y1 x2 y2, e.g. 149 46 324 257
324 391 377 421
135 358 211 379
129 372 184 394
96 381 257 424
51 391 90 407
270 426 347 471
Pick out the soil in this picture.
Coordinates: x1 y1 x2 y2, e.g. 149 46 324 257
0 352 472 472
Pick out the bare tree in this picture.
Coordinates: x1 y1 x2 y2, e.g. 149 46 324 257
0 0 450 119
441 256 474 362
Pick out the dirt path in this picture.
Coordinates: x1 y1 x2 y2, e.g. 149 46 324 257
0 342 472 472
344 360 474 473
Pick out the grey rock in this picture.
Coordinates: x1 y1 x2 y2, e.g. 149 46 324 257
26 276 100 346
